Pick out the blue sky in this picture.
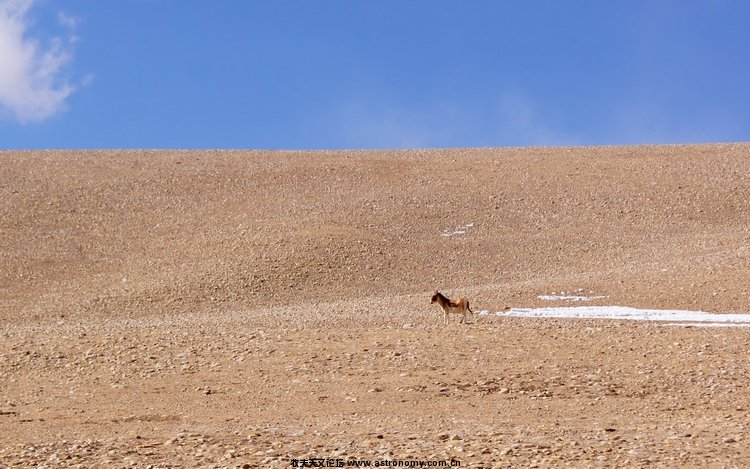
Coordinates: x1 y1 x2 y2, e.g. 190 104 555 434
1 0 749 150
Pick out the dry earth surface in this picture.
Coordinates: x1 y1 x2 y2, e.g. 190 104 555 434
1 144 749 468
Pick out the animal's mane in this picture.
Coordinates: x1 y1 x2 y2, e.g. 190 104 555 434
431 290 472 325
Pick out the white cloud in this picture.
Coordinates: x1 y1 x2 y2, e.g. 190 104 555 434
323 87 583 149
0 0 76 123
495 92 578 147
330 96 486 150
337 102 437 149
57 11 78 29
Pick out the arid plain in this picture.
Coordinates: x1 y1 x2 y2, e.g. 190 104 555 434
1 144 749 468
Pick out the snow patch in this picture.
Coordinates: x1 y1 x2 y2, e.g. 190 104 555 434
442 223 475 237
538 294 607 302
538 288 606 302
664 323 750 328
477 306 750 327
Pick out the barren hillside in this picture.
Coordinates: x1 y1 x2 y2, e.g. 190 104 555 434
1 144 749 467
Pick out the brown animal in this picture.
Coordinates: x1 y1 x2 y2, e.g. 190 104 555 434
431 291 473 325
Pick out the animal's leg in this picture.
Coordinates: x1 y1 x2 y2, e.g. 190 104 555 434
461 311 466 323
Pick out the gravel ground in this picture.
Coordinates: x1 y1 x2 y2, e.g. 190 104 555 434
1 144 749 467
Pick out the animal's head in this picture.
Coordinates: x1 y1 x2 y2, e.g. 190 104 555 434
431 291 440 303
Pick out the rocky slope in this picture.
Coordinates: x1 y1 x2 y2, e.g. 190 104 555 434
1 144 749 467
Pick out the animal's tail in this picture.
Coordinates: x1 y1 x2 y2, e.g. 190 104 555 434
467 301 473 314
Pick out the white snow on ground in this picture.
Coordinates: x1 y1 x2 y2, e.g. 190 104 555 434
537 294 608 302
476 306 750 327
662 323 750 328
442 223 475 237
538 288 607 302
